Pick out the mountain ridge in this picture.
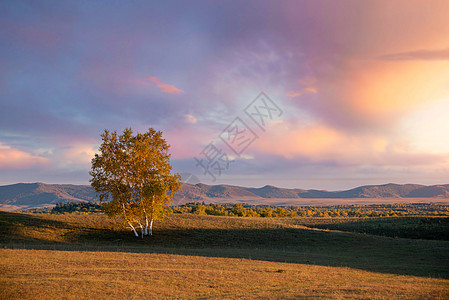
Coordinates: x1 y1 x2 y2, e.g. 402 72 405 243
1 182 449 211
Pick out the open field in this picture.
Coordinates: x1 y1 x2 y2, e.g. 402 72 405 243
1 211 449 298
2 249 449 299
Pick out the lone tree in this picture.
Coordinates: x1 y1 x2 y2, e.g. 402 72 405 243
90 128 180 237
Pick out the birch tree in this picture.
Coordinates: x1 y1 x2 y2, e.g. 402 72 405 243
90 128 180 237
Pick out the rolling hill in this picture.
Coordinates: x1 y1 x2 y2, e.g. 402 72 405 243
0 183 98 211
1 182 449 211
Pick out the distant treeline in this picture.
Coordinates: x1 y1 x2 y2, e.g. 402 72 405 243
47 201 449 217
172 203 296 217
172 202 449 218
51 201 103 214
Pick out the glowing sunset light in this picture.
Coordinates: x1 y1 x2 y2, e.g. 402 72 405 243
401 99 449 154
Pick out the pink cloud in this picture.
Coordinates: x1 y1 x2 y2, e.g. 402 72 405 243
252 121 449 168
53 145 97 170
184 114 197 124
146 76 185 95
286 87 317 98
0 144 49 170
164 126 213 160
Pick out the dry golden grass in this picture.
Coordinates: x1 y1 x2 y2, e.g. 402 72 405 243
1 248 448 299
1 211 449 298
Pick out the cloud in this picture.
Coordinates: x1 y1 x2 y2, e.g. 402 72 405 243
289 58 449 133
52 145 96 170
378 48 449 61
164 126 211 160
145 76 185 95
286 87 317 98
0 144 49 170
253 121 449 168
184 114 197 124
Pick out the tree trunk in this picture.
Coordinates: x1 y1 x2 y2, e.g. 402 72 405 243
148 219 154 236
144 216 149 236
123 204 138 237
127 221 138 237
141 193 148 236
139 222 144 238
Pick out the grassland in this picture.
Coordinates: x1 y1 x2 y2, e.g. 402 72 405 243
1 211 449 299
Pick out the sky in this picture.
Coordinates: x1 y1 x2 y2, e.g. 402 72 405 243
1 0 449 190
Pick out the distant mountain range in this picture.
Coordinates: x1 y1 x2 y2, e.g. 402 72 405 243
176 183 449 201
1 182 449 211
0 183 98 211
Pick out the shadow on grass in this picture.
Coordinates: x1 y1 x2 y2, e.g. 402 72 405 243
0 211 67 242
305 217 449 241
1 211 449 279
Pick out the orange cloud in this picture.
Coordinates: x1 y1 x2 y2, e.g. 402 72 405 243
253 122 447 167
286 87 317 98
255 122 368 160
146 76 184 95
300 57 449 132
0 144 49 170
350 60 449 120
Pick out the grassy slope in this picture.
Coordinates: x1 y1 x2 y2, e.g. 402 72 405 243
2 249 449 299
1 211 449 299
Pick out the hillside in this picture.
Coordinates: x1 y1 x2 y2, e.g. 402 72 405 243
0 183 97 211
1 182 449 211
